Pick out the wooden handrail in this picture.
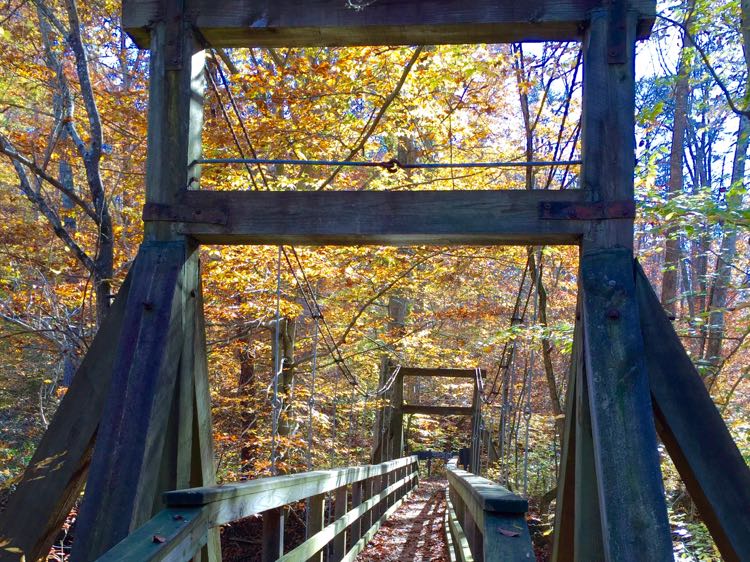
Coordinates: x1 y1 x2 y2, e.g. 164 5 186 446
445 461 533 561
96 456 419 562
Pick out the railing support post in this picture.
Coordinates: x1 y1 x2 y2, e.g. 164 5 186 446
306 493 325 562
332 485 348 560
261 507 284 562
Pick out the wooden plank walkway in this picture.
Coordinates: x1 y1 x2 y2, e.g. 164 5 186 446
356 479 449 562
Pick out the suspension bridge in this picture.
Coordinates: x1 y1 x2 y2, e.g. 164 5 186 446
2 1 750 561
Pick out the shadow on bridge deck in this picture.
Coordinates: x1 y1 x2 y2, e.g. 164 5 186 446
356 479 448 562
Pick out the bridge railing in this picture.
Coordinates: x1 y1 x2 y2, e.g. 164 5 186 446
96 455 419 562
446 460 533 562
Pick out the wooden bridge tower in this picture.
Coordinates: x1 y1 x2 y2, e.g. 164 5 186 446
1 1 749 561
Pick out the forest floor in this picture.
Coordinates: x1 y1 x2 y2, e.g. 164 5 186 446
356 478 448 562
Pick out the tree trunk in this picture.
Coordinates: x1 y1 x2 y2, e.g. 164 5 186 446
704 0 750 370
237 340 259 468
662 0 694 317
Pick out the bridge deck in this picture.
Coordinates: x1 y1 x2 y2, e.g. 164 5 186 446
357 479 449 562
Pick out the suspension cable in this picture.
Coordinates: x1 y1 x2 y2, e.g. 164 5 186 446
190 156 582 171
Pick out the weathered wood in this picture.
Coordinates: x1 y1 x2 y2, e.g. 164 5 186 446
446 494 474 562
447 469 528 522
389 371 404 459
580 249 672 561
349 481 363 546
333 486 348 561
573 355 604 559
401 405 474 416
166 456 415 508
550 316 578 562
147 189 590 246
400 367 484 378
72 241 192 560
0 271 131 562
280 472 417 562
262 508 284 562
189 269 221 561
306 494 325 562
481 512 534 562
447 467 533 561
636 262 750 562
340 480 416 562
95 506 209 562
122 0 656 48
581 9 637 251
144 21 205 241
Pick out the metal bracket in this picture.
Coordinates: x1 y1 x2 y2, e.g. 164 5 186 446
143 202 229 225
539 200 635 220
607 0 627 64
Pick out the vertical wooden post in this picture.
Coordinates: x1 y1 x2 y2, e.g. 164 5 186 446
578 8 672 561
389 368 404 460
580 250 672 560
73 11 209 559
191 279 221 561
573 360 603 558
72 242 193 559
333 485 348 560
262 507 284 562
350 481 363 547
551 317 578 562
306 493 325 562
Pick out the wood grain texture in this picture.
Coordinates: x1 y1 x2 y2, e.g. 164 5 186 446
636 262 750 562
481 512 534 562
400 367 483 378
156 189 589 246
0 271 131 562
573 354 603 560
165 456 416 507
550 316 578 562
306 493 325 562
144 22 205 241
94 507 209 562
72 241 190 561
401 405 474 416
447 468 533 561
190 276 222 561
580 249 672 561
581 9 637 250
122 0 656 48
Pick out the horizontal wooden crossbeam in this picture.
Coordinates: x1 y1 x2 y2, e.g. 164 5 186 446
123 0 656 48
400 367 483 378
143 189 595 246
402 405 474 416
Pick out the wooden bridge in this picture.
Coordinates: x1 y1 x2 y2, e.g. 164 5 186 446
1 0 750 561
95 455 534 562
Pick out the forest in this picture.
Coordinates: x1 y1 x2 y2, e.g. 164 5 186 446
0 0 747 560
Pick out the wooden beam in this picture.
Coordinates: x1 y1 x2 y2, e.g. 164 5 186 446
0 271 131 562
551 315 578 562
574 353 604 559
144 20 204 241
144 189 590 246
581 8 636 251
399 367 483 378
580 248 672 560
635 263 750 562
401 405 474 416
72 241 192 560
122 0 656 49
